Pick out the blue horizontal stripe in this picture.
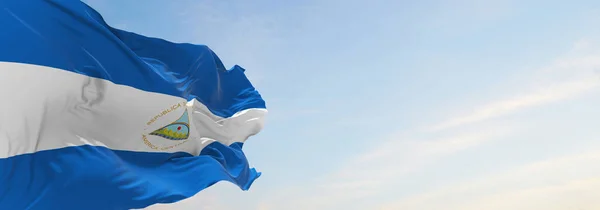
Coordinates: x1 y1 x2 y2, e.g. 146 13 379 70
0 143 260 210
0 0 265 118
0 1 266 208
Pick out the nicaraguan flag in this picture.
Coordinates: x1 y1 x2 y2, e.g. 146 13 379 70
0 0 267 209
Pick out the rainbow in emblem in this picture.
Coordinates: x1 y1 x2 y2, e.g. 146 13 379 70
149 109 190 140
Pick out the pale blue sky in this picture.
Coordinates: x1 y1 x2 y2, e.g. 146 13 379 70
84 0 600 209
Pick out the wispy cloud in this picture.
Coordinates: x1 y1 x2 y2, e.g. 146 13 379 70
428 77 599 131
257 123 517 209
378 151 600 210
426 41 600 132
258 39 600 209
328 126 514 196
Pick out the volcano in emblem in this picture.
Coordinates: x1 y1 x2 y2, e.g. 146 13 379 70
149 109 190 140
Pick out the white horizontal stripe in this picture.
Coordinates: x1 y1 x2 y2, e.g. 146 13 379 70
0 62 266 158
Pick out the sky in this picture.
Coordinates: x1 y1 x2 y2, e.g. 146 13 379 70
83 0 600 209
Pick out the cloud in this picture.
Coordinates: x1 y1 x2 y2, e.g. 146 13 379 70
428 77 599 131
427 43 600 131
258 124 517 210
257 39 600 209
378 151 600 210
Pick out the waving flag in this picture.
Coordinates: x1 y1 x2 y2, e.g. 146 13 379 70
0 0 266 209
